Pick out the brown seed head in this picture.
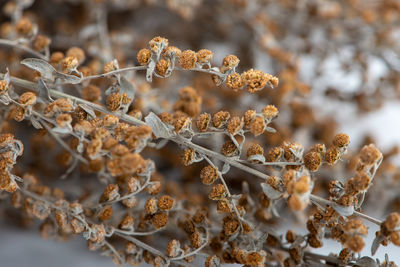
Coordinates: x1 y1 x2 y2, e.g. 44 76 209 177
196 49 213 64
262 105 279 120
179 50 197 69
158 195 175 211
209 184 226 200
212 111 230 128
200 165 218 185
304 151 322 172
137 48 152 65
196 113 211 132
19 92 37 106
226 72 244 91
66 47 86 64
249 116 265 136
332 133 350 148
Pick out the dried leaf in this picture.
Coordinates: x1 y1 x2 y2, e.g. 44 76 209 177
144 112 173 139
21 58 57 81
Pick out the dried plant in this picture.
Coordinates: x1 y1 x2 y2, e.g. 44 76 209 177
0 0 400 267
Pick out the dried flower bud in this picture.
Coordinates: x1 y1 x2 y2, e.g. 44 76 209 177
119 214 134 231
241 69 268 93
345 235 365 252
50 52 64 66
196 113 211 132
196 49 213 64
383 212 400 232
249 116 265 136
325 146 340 165
103 61 117 73
33 35 51 51
179 50 197 70
156 58 170 76
0 80 9 95
158 195 175 211
66 47 86 64
209 184 226 200
151 212 168 229
137 48 152 65
304 151 322 172
286 230 297 243
166 239 181 257
19 92 37 106
205 255 220 267
190 231 203 248
222 55 239 69
359 144 382 166
332 133 350 148
149 36 168 53
261 105 278 120
212 111 230 128
182 148 195 166
226 72 244 91
147 181 162 195
247 143 264 161
100 184 120 202
61 56 79 73
97 205 113 221
200 165 218 185
56 113 72 128
145 197 158 215
221 140 239 157
227 116 243 135
16 17 33 36
243 110 256 129
163 46 181 59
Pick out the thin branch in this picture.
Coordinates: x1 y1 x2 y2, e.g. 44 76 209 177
0 38 48 60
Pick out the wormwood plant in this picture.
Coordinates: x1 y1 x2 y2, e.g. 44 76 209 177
0 1 400 267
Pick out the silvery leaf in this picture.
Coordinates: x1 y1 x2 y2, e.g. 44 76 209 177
55 72 82 84
30 117 43 129
146 60 156 82
4 68 10 84
197 133 213 139
52 127 71 134
119 76 135 100
261 183 283 200
371 235 385 255
356 257 378 267
221 163 230 174
248 154 266 163
331 203 354 216
21 58 57 81
144 112 173 139
38 78 53 102
265 126 276 133
290 236 305 249
78 104 96 118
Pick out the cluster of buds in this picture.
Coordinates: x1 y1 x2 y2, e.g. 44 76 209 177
0 134 23 192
